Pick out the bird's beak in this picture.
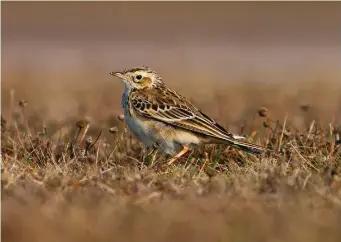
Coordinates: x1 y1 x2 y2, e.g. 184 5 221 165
110 72 127 80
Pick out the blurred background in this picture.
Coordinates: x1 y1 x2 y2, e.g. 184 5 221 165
2 1 341 132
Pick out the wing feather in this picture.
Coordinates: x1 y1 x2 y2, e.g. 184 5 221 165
129 88 236 142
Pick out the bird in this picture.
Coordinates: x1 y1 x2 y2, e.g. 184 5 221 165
110 66 265 164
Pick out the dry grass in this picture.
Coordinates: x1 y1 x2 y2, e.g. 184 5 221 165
2 69 341 242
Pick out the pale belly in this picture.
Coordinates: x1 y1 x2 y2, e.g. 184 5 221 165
123 111 202 155
123 110 155 148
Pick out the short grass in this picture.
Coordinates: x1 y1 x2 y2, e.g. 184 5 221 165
2 73 341 242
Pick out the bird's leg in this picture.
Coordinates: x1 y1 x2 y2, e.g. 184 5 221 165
167 145 189 165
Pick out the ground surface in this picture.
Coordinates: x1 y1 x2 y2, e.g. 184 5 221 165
2 73 341 242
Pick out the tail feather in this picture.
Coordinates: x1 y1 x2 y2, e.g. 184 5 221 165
230 140 265 155
213 135 265 155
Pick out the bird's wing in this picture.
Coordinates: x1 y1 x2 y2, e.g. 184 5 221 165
129 87 236 142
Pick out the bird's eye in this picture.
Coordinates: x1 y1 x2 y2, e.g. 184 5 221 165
136 75 143 81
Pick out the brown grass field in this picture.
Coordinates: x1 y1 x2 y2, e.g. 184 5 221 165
2 68 341 242
2 2 341 242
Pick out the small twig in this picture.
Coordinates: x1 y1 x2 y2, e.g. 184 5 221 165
277 113 287 153
302 173 312 188
50 156 63 173
148 148 160 168
305 120 315 144
328 122 335 161
289 142 319 172
100 166 115 175
87 129 103 151
27 139 44 165
18 100 32 136
95 147 100 168
198 152 209 177
73 120 90 146
105 130 127 163
79 123 90 145
13 122 31 157
181 152 196 176
265 129 271 150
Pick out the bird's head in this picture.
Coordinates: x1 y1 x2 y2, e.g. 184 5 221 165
110 66 163 90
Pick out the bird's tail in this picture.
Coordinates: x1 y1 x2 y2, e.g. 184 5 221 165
230 139 265 155
215 135 265 155
209 132 266 155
